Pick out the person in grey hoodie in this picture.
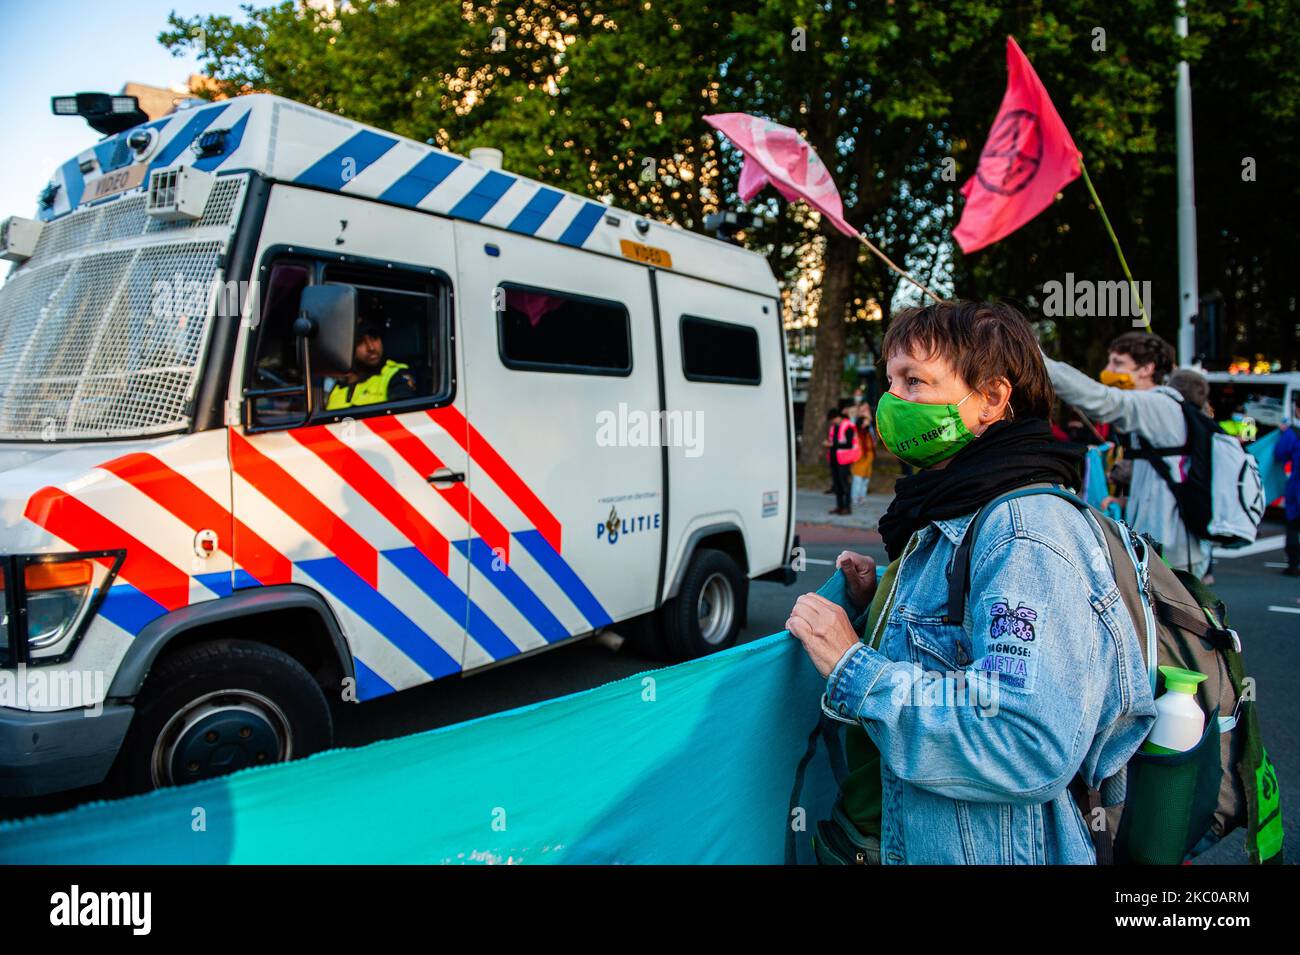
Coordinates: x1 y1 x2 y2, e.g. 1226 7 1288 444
1044 332 1210 576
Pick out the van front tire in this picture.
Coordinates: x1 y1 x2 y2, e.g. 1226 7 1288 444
112 639 334 795
662 548 744 660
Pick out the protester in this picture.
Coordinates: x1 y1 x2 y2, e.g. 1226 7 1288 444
1044 332 1211 577
823 406 858 515
850 407 875 505
1167 368 1212 416
1277 399 1300 578
787 301 1155 865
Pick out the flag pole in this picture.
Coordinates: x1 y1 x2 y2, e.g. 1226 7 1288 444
853 232 943 304
1076 152 1152 332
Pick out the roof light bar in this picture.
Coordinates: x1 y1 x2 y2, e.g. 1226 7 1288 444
50 92 149 136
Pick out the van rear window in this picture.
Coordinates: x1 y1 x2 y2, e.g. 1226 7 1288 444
497 285 631 376
680 315 761 385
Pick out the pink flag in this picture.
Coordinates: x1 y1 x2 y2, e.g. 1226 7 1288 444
952 36 1081 254
704 113 859 238
505 288 566 327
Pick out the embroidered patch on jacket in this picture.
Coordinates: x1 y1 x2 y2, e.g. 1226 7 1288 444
989 601 1038 641
975 598 1040 692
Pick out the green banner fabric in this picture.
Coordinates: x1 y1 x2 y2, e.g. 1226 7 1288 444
0 577 848 864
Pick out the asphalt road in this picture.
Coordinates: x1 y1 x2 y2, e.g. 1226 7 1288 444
4 518 1297 867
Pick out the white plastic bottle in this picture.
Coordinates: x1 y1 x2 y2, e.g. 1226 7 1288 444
1141 665 1208 755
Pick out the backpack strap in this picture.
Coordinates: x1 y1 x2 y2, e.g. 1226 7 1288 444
945 485 1090 626
1125 395 1210 548
1127 443 1189 459
1156 601 1242 653
1124 389 1196 460
1131 433 1185 496
1068 776 1115 864
946 484 1158 677
1131 432 1201 570
947 484 1124 866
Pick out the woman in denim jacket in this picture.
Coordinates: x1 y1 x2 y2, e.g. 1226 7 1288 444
788 302 1156 864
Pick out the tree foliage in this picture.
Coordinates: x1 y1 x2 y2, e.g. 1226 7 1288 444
162 0 1299 463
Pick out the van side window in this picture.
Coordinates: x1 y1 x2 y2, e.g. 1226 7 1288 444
248 261 311 427
680 315 761 385
496 284 631 376
248 258 450 428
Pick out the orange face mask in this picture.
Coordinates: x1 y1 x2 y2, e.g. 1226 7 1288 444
1099 369 1134 389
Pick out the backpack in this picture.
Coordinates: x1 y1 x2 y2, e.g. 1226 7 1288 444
1128 393 1265 549
949 486 1283 865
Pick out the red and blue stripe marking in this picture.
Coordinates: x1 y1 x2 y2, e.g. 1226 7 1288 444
23 416 611 701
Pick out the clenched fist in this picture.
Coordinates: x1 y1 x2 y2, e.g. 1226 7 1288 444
835 550 878 613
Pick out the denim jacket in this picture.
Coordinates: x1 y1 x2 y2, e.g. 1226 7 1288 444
822 489 1156 864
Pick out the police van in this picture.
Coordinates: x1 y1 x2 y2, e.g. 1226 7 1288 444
0 93 795 796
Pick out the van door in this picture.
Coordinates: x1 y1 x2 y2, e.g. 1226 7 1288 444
653 271 789 593
451 222 662 664
230 186 474 700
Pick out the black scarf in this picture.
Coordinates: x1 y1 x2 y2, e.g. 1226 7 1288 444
877 418 1085 561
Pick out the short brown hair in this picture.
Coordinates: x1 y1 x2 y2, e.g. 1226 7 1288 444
881 301 1054 420
1167 368 1209 411
1108 331 1175 383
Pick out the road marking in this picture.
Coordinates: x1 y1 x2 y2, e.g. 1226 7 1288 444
801 558 835 566
1267 606 1300 616
1215 536 1284 559
1265 562 1289 569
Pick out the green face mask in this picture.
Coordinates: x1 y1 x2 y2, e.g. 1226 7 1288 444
875 391 977 468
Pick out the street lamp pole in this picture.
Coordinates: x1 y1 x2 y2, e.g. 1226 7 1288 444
1175 0 1200 366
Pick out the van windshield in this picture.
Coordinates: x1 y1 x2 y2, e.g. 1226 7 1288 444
0 174 249 441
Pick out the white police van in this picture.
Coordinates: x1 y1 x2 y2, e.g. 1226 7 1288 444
0 93 794 796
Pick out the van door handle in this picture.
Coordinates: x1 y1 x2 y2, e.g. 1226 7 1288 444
426 468 465 485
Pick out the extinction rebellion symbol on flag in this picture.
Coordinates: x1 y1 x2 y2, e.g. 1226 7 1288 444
952 37 1081 254
975 108 1043 196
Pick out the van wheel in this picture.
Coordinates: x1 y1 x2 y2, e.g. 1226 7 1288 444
662 548 744 660
113 639 333 795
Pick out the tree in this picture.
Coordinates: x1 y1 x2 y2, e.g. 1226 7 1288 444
162 1 727 228
164 0 1298 461
706 1 1191 464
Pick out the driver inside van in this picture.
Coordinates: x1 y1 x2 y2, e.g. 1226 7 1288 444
325 315 418 410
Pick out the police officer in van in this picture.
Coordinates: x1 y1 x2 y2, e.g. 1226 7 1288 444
325 316 418 410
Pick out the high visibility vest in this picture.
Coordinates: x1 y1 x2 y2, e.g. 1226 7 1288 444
325 360 410 410
827 419 861 466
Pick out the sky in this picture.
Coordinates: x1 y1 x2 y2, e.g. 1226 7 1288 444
0 0 251 218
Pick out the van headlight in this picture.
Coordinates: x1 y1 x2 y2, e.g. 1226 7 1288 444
1 552 124 665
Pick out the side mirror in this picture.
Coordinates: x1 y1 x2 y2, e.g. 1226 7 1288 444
296 285 356 378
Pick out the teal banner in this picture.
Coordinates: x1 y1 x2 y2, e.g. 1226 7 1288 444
1248 429 1287 506
1082 441 1113 510
0 577 847 864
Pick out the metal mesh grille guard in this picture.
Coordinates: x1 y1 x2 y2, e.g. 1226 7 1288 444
0 174 248 440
